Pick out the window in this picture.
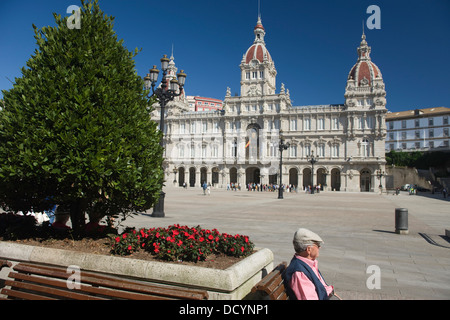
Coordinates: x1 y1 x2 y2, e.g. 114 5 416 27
304 118 311 131
190 122 196 133
178 145 185 158
444 116 449 125
389 133 394 140
415 131 421 139
358 116 364 129
366 116 374 129
318 118 324 130
362 139 370 157
332 118 339 130
401 120 407 129
332 144 339 158
429 118 434 126
190 144 195 158
246 72 250 80
252 71 257 79
318 144 325 157
415 119 420 127
429 129 434 138
304 145 311 157
180 122 186 134
401 132 407 140
415 142 421 149
389 122 394 130
289 145 297 157
202 145 207 158
290 119 297 131
260 71 264 79
213 121 219 133
444 128 449 137
202 121 208 133
429 141 434 148
212 145 219 158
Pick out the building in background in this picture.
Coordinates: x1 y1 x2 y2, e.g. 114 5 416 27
385 107 450 152
187 96 223 112
154 16 388 192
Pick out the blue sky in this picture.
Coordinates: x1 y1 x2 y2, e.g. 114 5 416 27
0 0 449 113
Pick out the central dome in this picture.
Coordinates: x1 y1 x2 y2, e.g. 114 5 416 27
347 34 383 87
243 17 272 65
244 43 272 64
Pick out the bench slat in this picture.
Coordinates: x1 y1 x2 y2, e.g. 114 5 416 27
1 288 56 300
5 262 208 300
5 279 105 300
7 273 108 300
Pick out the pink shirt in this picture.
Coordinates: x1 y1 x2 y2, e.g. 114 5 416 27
289 255 334 300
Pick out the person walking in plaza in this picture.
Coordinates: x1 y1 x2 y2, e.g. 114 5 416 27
284 228 341 300
202 181 207 195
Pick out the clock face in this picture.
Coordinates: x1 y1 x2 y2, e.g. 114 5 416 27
251 60 257 67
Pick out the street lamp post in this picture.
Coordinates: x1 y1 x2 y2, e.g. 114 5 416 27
278 131 290 199
307 151 318 194
377 169 385 193
144 55 187 217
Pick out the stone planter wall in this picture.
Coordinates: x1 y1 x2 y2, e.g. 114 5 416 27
0 242 273 300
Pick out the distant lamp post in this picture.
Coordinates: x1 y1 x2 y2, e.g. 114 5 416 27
144 55 187 217
278 131 290 199
307 151 319 194
377 169 385 190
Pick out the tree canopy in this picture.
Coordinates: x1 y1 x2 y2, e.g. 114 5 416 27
0 0 163 232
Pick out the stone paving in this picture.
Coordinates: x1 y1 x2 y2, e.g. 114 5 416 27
121 186 450 300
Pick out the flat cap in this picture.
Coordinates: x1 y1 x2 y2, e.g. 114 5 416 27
293 228 324 245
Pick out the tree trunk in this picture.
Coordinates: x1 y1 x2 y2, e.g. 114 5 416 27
69 199 86 235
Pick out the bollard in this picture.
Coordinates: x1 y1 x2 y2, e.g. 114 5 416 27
395 208 408 235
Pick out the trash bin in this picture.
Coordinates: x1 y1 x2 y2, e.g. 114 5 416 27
395 208 408 235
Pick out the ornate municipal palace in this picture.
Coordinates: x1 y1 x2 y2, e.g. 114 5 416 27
152 17 389 192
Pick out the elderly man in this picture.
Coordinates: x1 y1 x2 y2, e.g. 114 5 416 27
284 228 340 300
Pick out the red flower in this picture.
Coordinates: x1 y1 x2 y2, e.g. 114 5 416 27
115 237 120 243
199 237 205 242
241 246 245 252
122 233 127 239
208 234 214 240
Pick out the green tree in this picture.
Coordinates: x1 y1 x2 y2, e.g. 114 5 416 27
0 0 163 233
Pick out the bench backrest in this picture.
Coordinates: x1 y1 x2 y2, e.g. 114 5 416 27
251 262 288 300
1 262 208 300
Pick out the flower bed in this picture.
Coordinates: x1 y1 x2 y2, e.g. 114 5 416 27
111 224 255 263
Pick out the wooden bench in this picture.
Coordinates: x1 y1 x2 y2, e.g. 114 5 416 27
0 259 12 271
251 262 288 300
1 262 209 300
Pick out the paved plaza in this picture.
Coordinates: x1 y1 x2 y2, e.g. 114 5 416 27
122 186 450 300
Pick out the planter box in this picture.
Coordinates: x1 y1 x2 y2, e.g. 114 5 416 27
0 241 273 300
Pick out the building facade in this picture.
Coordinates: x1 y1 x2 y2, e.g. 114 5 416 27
155 17 388 192
385 107 450 152
186 96 223 112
